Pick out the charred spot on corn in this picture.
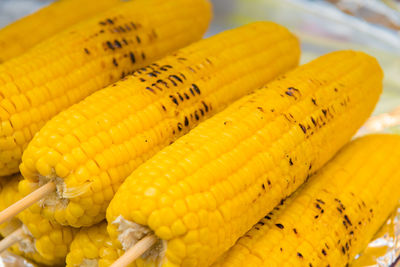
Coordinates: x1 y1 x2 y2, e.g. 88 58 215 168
299 124 306 134
275 223 284 229
112 58 118 67
297 252 303 258
311 98 317 105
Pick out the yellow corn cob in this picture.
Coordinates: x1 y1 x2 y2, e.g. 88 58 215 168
19 21 300 228
106 50 383 267
0 175 78 266
211 134 400 267
0 0 124 62
66 221 129 267
0 0 211 176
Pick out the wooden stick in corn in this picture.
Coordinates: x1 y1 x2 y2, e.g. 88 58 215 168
16 22 300 228
0 0 124 62
0 227 24 253
106 50 383 267
111 235 158 267
0 175 78 265
0 182 55 225
211 134 400 267
0 0 212 176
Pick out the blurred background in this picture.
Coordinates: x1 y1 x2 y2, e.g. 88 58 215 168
0 0 400 266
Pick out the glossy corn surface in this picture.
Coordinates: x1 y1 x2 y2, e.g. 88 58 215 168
106 50 382 267
212 134 400 267
0 0 211 176
0 0 124 62
20 22 300 227
66 221 130 267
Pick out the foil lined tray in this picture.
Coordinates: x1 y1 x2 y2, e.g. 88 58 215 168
0 0 400 266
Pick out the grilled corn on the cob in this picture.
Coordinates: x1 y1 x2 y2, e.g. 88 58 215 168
0 0 124 62
212 134 400 267
0 175 77 265
0 0 211 176
19 22 300 227
106 50 383 267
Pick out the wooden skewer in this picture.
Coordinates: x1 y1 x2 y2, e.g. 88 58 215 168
0 182 56 225
0 227 25 253
110 234 158 267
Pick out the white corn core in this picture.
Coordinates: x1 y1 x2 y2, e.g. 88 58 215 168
113 216 166 265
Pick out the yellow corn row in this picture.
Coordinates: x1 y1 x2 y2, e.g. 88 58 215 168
212 134 400 267
0 0 124 62
0 0 211 176
106 50 383 267
19 22 300 228
0 175 78 265
66 221 128 267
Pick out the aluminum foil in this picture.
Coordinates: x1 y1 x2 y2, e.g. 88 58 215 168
0 0 400 266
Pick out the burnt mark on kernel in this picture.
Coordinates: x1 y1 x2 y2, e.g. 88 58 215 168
311 117 317 126
194 111 200 121
341 246 346 254
316 199 325 205
264 215 271 220
130 22 137 30
183 93 190 100
192 84 201 95
184 117 189 126
177 123 183 131
169 75 183 84
141 52 146 60
122 38 129 45
322 249 327 256
107 18 114 25
311 98 317 105
129 52 136 64
106 41 115 50
169 95 178 105
114 40 122 48
289 158 293 166
275 223 284 229
322 109 328 117
161 105 167 111
262 184 265 190
84 48 90 54
112 58 118 67
147 72 158 78
136 36 141 44
299 124 307 133
199 108 204 116
190 87 196 96
145 87 155 94
293 228 298 234
177 93 184 101
297 252 303 258
157 79 168 88
344 215 352 226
